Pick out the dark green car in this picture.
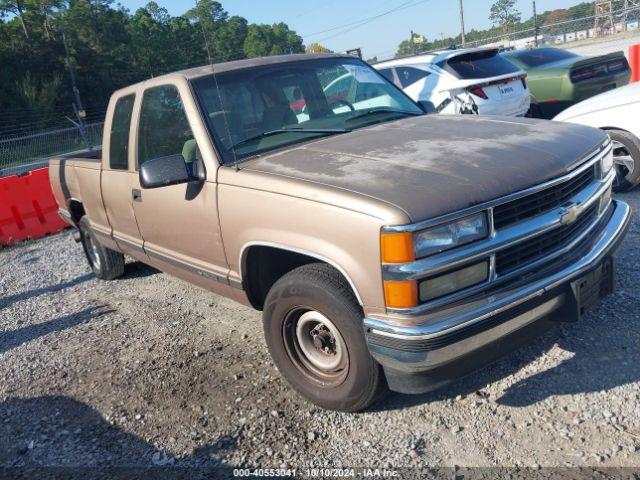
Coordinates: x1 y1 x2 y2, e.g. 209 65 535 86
503 47 631 119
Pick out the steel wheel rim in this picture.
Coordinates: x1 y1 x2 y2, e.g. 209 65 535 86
283 308 349 387
612 140 635 187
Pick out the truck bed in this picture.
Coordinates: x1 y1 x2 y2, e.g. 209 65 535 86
49 146 103 225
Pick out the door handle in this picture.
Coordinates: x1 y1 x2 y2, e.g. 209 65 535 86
132 189 142 202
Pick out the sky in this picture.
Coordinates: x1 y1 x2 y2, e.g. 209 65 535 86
117 0 586 59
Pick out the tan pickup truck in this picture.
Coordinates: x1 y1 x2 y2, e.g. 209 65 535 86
50 53 631 412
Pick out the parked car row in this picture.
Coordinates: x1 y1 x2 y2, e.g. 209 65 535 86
371 45 638 191
503 47 631 119
375 48 531 116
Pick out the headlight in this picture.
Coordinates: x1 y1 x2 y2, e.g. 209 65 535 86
413 212 489 258
601 148 614 176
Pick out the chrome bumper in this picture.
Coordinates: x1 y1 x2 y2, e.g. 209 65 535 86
365 200 631 375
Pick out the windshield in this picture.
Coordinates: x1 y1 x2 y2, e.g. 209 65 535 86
504 48 578 68
191 57 423 163
442 50 520 79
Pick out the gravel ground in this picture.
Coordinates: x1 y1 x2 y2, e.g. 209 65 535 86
1 189 640 477
564 31 640 60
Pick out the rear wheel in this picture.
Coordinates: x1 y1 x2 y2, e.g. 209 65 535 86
262 263 384 412
526 102 543 119
608 129 640 192
78 217 125 280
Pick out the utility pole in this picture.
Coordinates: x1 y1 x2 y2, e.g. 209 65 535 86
459 0 466 46
595 0 614 37
62 31 91 150
533 0 539 47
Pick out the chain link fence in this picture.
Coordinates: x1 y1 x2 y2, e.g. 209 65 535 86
464 5 640 50
0 122 104 177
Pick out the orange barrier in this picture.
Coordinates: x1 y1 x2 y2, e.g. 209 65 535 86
0 168 68 247
631 44 640 83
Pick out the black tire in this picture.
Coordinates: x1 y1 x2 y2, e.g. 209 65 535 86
607 129 640 192
262 263 384 412
78 217 125 280
526 102 543 119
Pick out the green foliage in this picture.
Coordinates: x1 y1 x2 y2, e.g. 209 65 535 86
18 71 62 111
244 22 304 58
489 0 521 33
0 0 305 135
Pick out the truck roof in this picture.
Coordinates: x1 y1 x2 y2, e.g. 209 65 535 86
147 53 354 82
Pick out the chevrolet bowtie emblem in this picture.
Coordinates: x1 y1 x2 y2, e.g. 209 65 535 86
559 203 581 225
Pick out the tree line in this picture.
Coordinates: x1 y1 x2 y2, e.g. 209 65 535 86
0 0 305 136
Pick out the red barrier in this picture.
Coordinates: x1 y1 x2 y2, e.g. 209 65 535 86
631 44 640 83
0 168 67 247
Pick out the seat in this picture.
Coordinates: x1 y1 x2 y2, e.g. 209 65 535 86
208 110 243 148
182 139 197 163
262 103 297 131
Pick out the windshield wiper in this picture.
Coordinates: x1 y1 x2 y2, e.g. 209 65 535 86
230 127 351 150
346 108 423 123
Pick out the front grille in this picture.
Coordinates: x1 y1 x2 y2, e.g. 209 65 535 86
493 166 596 229
495 204 598 276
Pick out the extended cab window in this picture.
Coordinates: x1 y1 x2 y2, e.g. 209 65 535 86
137 85 196 167
109 94 135 170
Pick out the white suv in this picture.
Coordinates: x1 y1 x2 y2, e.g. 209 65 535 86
374 47 530 117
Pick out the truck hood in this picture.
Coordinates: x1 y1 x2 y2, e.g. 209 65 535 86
240 115 606 222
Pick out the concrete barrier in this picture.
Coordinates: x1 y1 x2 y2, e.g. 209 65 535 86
0 168 67 247
630 44 640 83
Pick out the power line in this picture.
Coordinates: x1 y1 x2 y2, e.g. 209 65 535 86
303 0 430 39
316 0 433 45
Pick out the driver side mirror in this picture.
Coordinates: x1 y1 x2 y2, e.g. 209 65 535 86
140 154 190 189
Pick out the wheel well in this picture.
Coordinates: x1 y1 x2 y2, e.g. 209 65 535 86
242 246 352 311
67 200 85 225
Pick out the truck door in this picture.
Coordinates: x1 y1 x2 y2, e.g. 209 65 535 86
129 83 229 288
100 92 147 259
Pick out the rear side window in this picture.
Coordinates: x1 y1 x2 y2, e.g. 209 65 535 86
378 68 395 83
109 95 135 170
137 85 195 167
444 51 519 79
395 67 430 87
505 48 578 68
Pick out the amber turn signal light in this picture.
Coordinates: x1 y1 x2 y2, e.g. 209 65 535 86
381 232 415 263
383 280 418 309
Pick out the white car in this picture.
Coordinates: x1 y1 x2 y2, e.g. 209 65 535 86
554 82 640 192
373 47 531 117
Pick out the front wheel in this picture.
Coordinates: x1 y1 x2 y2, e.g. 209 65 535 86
78 217 125 280
608 129 640 192
262 264 384 412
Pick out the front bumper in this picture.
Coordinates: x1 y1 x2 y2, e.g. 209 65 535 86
364 200 631 394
